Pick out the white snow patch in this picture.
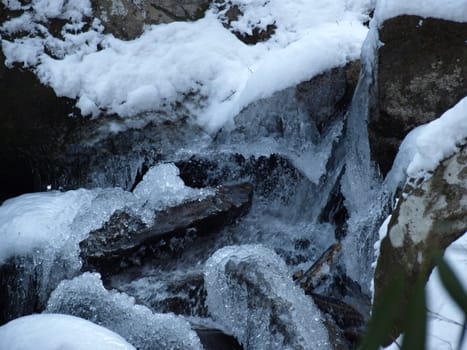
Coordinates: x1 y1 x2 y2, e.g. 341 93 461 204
386 96 467 183
0 314 136 350
1 0 373 132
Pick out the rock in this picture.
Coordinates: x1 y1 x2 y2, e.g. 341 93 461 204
295 243 370 349
176 153 304 201
92 0 211 40
214 1 276 44
80 183 253 277
0 257 38 326
0 49 81 202
369 15 467 175
296 61 360 133
194 326 243 350
373 144 467 344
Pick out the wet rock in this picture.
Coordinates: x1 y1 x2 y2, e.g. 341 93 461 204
373 144 467 344
92 0 211 40
177 153 304 202
295 243 370 349
194 326 243 350
0 49 82 202
0 257 39 326
370 16 467 175
80 183 253 277
296 61 360 133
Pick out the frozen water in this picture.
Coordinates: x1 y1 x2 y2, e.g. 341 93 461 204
133 163 214 220
0 163 214 303
340 16 386 290
0 313 136 350
46 272 203 350
205 244 330 350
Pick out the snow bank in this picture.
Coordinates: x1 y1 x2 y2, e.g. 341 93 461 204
0 314 135 350
375 0 467 24
1 0 373 132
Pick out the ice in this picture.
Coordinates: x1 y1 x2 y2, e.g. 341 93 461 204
0 189 96 264
204 244 330 350
0 313 136 350
46 272 203 350
1 0 371 132
133 163 214 214
0 163 214 303
340 16 386 289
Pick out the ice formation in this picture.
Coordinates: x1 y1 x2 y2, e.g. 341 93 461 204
204 244 330 350
0 313 136 350
46 272 203 350
0 163 213 299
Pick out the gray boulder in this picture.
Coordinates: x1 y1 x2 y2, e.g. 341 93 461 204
92 0 211 40
369 16 467 175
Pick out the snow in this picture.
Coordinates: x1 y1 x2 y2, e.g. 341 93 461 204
375 0 467 24
386 96 467 184
1 0 372 132
0 314 136 350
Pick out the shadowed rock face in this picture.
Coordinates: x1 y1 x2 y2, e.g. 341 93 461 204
92 0 211 40
373 144 467 344
369 15 467 175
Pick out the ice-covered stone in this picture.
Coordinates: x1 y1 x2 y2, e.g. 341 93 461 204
0 313 136 350
205 244 330 350
80 183 253 276
46 272 203 350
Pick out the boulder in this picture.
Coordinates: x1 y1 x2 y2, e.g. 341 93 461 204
92 0 211 40
373 144 467 343
80 183 253 276
369 15 467 175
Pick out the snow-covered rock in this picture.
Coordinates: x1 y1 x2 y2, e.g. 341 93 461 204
368 1 467 175
0 313 136 350
205 244 330 350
